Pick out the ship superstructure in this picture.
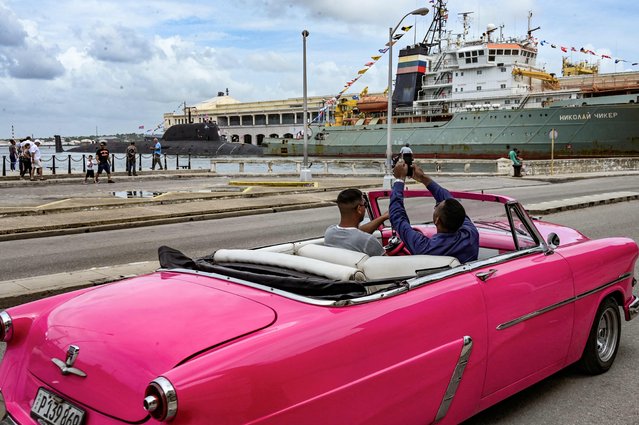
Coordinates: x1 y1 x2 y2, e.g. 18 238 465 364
262 0 639 159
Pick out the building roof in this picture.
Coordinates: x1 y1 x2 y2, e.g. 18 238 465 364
194 95 242 110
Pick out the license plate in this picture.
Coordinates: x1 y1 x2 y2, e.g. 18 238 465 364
31 388 85 425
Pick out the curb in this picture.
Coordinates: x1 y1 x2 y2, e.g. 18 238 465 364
0 201 335 242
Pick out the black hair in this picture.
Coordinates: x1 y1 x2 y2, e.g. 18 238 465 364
336 188 364 210
439 199 466 232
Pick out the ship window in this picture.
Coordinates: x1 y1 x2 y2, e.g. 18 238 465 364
501 84 506 89
466 58 471 64
512 49 519 56
471 51 478 56
477 86 482 91
504 49 511 55
460 88 464 92
489 55 495 62
478 50 484 55
473 57 478 63
496 49 503 55
501 67 507 72
465 51 471 57
489 49 496 55
458 53 463 58
477 70 482 75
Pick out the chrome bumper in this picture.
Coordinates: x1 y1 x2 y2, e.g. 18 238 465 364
629 295 639 321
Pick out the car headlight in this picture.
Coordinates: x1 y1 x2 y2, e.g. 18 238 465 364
0 311 12 342
143 377 177 422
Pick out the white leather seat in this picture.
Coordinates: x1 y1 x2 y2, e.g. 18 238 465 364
214 249 365 282
361 255 460 280
296 244 369 270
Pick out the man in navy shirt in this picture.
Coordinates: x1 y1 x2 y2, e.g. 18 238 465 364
390 160 479 263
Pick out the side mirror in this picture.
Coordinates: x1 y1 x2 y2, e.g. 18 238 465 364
546 232 560 249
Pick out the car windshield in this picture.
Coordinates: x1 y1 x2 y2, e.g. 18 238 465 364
371 191 509 227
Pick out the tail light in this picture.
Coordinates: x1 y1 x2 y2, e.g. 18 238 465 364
143 377 177 421
0 311 12 342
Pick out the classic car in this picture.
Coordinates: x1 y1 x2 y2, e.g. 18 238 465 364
0 188 637 425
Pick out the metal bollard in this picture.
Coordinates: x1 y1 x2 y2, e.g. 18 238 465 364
2 156 5 176
111 154 115 172
188 154 191 169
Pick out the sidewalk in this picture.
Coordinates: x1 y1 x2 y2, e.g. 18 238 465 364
0 170 638 308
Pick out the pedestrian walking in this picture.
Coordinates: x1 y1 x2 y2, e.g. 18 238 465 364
126 141 138 176
95 141 114 183
29 139 44 181
508 146 522 177
8 139 17 172
85 155 96 184
151 138 163 170
20 142 32 179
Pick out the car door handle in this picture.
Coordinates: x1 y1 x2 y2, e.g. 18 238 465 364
476 269 498 282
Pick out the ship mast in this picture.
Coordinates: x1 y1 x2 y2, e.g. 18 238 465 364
421 0 448 54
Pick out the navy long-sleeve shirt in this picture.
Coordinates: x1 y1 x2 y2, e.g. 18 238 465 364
389 180 479 263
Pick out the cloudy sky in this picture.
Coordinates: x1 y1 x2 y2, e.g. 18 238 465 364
1 0 635 138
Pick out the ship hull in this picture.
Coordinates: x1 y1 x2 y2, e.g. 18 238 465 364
264 103 639 159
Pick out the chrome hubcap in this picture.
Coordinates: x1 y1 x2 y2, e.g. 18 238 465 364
596 308 619 362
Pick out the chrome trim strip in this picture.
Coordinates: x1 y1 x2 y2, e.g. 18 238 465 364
497 273 632 330
435 336 473 422
628 296 639 321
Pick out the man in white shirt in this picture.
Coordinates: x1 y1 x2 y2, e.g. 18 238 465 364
29 139 44 181
324 188 389 256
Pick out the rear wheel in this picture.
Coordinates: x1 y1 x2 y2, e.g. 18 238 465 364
578 297 621 375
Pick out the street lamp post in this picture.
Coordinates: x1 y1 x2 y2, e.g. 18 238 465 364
383 7 430 189
300 29 312 182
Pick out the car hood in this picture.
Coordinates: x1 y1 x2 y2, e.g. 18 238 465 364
26 271 276 422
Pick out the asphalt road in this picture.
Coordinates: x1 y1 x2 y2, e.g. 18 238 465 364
1 175 638 423
2 175 639 281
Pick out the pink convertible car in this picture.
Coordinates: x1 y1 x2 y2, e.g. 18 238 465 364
0 189 637 425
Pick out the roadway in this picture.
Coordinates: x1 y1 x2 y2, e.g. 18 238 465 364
0 173 638 423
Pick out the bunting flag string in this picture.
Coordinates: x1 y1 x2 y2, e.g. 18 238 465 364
321 25 416 112
139 102 184 134
539 38 638 67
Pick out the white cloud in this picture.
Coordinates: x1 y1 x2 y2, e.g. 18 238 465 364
1 0 638 137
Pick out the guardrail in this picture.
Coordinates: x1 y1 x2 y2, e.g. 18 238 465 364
1 153 191 177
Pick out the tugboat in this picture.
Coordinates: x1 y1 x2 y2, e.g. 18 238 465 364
62 122 263 156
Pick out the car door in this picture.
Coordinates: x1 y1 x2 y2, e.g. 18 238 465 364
477 204 575 399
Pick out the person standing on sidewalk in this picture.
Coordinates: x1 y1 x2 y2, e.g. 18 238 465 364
8 139 17 172
84 155 96 184
126 141 138 176
95 141 114 183
509 146 522 177
20 142 32 179
151 138 163 170
29 139 44 181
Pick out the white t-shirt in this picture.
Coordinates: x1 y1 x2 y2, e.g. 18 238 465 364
400 145 413 155
324 225 385 257
29 144 42 161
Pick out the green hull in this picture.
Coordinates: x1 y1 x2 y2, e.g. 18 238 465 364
264 102 639 159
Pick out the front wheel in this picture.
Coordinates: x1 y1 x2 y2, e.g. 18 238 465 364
578 297 621 375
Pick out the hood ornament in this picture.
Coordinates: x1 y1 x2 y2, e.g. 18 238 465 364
52 345 87 378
